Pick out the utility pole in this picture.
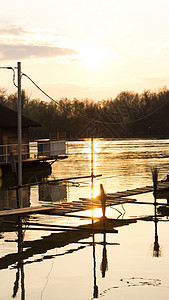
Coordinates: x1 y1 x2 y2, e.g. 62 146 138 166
17 62 22 208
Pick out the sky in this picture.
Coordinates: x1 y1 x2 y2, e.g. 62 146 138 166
0 0 169 101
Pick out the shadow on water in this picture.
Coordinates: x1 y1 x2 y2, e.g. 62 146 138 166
0 187 168 299
0 162 52 211
0 215 138 299
0 162 52 189
1 146 169 299
12 216 25 300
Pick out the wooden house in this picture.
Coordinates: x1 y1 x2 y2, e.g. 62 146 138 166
0 104 39 163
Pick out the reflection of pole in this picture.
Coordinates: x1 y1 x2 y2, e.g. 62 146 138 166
92 234 98 298
100 233 108 278
12 217 25 299
153 218 160 257
18 217 25 300
153 208 161 257
18 62 22 208
91 135 94 181
91 135 94 219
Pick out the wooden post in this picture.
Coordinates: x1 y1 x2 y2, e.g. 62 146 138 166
100 184 106 230
152 168 158 218
152 168 160 257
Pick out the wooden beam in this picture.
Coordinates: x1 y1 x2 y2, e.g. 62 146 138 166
0 205 55 217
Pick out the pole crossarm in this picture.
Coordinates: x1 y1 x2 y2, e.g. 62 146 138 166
0 66 18 87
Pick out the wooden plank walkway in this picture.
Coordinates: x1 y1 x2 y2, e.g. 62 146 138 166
0 182 169 217
0 205 56 217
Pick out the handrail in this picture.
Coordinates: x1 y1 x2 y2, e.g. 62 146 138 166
0 140 67 163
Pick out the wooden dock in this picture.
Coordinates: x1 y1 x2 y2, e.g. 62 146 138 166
0 181 169 218
0 183 169 217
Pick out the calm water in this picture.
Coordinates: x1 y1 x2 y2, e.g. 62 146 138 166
1 139 169 300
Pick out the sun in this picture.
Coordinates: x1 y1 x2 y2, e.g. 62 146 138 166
78 42 109 68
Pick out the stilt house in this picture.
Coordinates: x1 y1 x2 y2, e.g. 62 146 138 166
0 104 39 162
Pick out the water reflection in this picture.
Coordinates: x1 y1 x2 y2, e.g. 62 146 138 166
0 216 140 299
0 206 167 299
1 162 51 189
0 162 52 210
92 234 99 299
0 161 70 211
100 233 108 278
2 139 169 299
39 183 67 202
12 217 25 300
153 213 161 257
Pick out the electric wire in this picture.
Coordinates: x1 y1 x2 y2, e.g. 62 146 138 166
1 67 169 127
21 72 169 126
94 97 169 125
22 72 81 116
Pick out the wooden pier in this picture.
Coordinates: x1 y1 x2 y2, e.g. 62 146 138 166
0 181 169 218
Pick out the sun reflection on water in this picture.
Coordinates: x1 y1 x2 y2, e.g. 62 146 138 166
91 207 103 218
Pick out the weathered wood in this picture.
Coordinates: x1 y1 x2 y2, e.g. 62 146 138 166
0 205 55 217
128 201 169 206
1 181 169 218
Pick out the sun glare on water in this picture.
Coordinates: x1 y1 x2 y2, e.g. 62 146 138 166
91 207 103 218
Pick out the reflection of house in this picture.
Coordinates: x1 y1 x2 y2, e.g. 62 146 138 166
0 187 30 210
39 183 67 202
0 104 39 163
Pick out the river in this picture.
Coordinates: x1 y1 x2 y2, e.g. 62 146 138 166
1 138 169 300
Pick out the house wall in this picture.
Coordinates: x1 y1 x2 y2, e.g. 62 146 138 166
1 128 30 162
0 129 2 161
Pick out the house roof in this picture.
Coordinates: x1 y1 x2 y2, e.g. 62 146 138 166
0 104 40 128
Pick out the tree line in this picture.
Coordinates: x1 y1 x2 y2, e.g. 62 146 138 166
1 87 169 139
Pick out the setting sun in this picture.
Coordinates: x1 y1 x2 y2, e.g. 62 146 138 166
78 43 110 68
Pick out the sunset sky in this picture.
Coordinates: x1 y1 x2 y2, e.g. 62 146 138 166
1 0 169 101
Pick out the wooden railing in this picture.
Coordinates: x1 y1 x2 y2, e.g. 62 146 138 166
0 140 67 163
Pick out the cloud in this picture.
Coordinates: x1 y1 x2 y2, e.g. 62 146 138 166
0 25 120 65
0 44 78 60
0 26 27 36
0 25 79 61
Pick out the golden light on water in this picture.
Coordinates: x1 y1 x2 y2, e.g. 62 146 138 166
91 207 103 218
84 139 100 152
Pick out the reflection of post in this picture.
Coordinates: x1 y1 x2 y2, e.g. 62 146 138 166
92 234 99 298
91 135 94 181
91 135 94 219
12 216 25 299
153 217 160 257
100 233 108 278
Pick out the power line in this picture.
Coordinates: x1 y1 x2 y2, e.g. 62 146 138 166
1 66 169 127
22 72 169 126
94 98 169 125
22 73 80 116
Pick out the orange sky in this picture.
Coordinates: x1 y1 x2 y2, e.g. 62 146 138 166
0 0 169 101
